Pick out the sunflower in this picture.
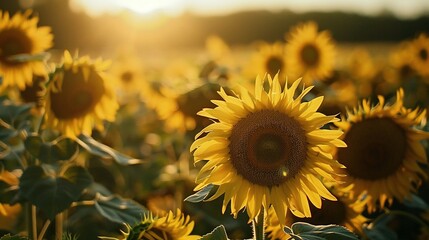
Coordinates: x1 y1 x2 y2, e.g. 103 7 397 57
409 34 429 77
105 209 200 240
334 89 429 213
45 51 118 138
384 42 418 85
156 82 225 133
109 51 146 103
266 193 367 239
285 21 336 84
0 10 53 90
246 42 289 85
190 74 346 224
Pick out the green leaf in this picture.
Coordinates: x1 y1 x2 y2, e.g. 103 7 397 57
200 225 229 240
6 52 50 63
363 214 397 240
184 184 214 202
94 194 147 224
77 134 142 165
0 180 18 204
403 194 428 210
0 234 29 240
25 135 79 163
287 222 359 240
0 101 32 125
17 165 92 220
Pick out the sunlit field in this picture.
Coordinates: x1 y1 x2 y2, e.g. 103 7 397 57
1 1 429 240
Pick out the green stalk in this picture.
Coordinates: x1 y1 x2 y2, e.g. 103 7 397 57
252 210 265 240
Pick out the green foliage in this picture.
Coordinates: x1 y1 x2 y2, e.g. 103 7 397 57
62 232 79 240
77 135 142 165
184 184 214 203
0 234 29 240
363 214 397 240
24 134 79 163
94 194 147 224
0 179 18 204
284 222 359 240
16 165 93 220
6 52 50 63
200 225 229 240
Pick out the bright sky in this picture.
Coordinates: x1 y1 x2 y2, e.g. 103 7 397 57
69 0 429 19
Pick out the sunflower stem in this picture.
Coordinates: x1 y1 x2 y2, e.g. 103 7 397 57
55 212 63 240
252 210 265 240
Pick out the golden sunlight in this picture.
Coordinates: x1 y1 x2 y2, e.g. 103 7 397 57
69 0 185 17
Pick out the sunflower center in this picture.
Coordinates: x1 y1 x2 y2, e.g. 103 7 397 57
338 117 406 180
265 56 284 77
292 199 347 225
20 76 45 106
419 48 428 61
120 71 134 83
399 64 413 78
50 67 105 119
229 110 307 186
0 29 32 65
144 228 173 240
300 44 319 67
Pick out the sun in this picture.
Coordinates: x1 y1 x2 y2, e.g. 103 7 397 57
69 0 184 17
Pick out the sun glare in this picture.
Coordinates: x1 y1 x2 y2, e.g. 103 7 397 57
69 0 184 17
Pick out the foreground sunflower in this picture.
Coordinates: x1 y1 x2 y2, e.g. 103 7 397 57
0 10 53 89
101 209 199 240
190 74 346 224
285 21 335 84
335 89 429 212
45 51 118 138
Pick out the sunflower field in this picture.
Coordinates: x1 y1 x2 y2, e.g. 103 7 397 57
1 1 429 240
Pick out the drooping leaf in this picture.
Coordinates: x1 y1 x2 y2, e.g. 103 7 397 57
94 194 147 224
200 225 229 240
184 184 214 203
77 134 142 165
0 101 32 141
403 194 429 210
363 214 397 240
25 135 79 163
0 101 33 126
284 222 359 240
17 165 92 220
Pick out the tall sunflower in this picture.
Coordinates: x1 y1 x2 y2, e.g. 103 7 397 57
246 42 289 85
45 51 118 138
384 42 417 85
334 89 429 213
0 10 53 89
190 74 346 224
156 82 225 133
285 21 336 84
103 209 200 240
109 51 146 104
410 34 429 77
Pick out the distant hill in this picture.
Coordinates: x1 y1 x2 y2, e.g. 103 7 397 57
1 0 429 52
